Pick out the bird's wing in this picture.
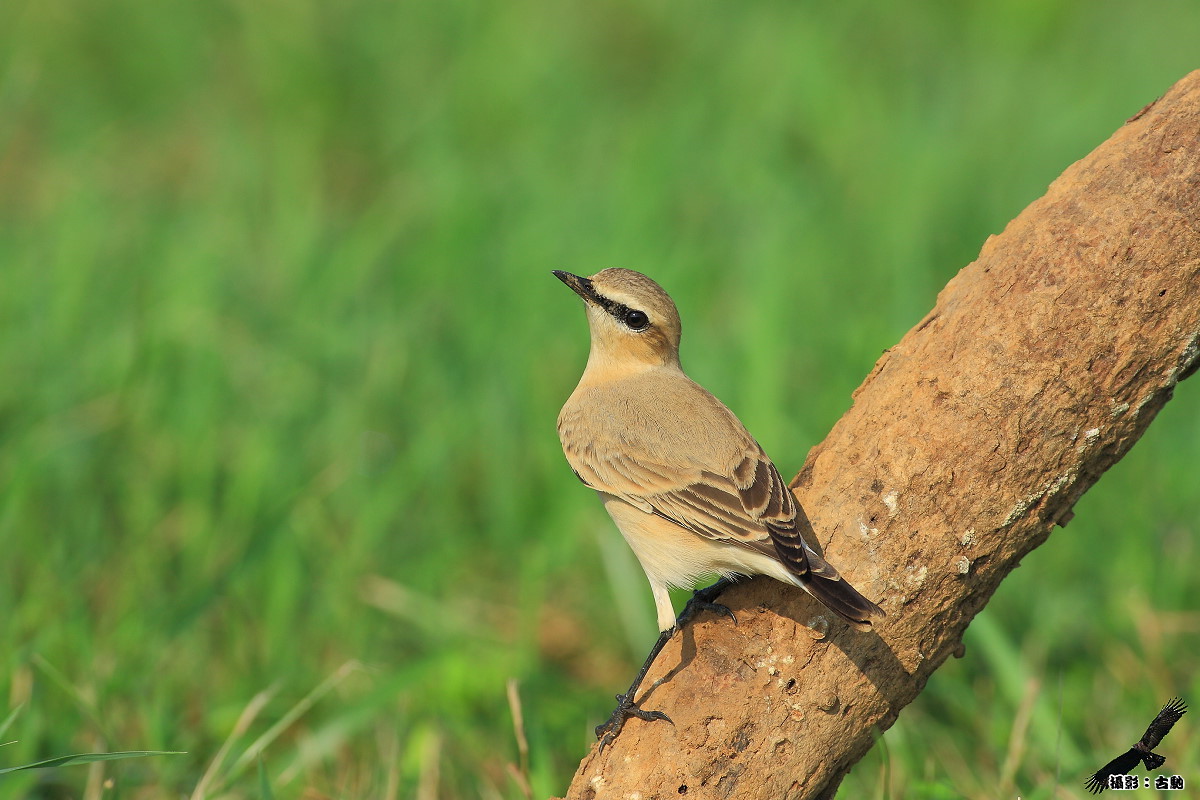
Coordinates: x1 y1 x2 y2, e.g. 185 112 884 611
566 430 851 586
1084 748 1141 793
1140 697 1187 749
565 435 775 551
715 450 842 582
559 375 842 577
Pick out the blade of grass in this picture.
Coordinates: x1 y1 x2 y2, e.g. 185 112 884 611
505 679 532 800
276 702 377 786
379 723 400 800
83 742 104 800
225 660 362 784
31 657 110 744
998 676 1040 796
257 757 275 800
0 706 21 740
416 728 441 800
190 685 278 800
0 751 183 775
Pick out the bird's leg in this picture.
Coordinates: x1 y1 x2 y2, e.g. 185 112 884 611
595 578 739 751
595 628 674 750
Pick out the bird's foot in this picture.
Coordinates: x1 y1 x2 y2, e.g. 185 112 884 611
677 577 737 627
591 581 735 752
595 692 673 751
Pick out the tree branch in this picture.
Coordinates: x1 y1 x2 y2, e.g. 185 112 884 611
559 70 1200 799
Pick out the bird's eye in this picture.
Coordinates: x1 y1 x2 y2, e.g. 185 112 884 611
623 309 650 330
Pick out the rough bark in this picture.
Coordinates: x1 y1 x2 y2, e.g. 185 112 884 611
559 71 1200 800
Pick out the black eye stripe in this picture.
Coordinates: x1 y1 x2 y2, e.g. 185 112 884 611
576 279 651 331
574 279 621 315
594 295 649 330
607 302 649 330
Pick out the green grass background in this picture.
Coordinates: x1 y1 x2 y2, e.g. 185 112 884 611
1 1 1198 797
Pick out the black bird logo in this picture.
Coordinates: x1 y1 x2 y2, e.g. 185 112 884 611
1085 697 1188 793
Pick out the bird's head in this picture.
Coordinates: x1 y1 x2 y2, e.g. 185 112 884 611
553 268 682 373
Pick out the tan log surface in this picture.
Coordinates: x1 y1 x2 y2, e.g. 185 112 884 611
559 71 1200 800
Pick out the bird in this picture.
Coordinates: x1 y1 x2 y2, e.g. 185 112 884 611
1085 697 1188 793
553 268 884 748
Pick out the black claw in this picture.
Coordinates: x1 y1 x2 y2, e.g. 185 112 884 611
595 692 673 750
631 708 673 724
677 578 738 626
679 597 736 626
592 579 738 752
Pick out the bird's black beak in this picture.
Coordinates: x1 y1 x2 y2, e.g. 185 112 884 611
552 270 599 305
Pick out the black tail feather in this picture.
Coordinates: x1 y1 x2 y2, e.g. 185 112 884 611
799 570 885 631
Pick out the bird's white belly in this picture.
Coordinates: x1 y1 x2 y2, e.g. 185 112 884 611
599 492 793 589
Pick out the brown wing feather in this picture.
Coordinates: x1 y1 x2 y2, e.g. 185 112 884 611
559 375 883 626
1084 748 1141 793
562 419 780 550
725 451 846 580
1140 697 1187 749
568 428 846 581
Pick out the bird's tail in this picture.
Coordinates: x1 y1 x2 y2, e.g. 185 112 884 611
771 531 884 630
1140 752 1166 771
797 567 885 632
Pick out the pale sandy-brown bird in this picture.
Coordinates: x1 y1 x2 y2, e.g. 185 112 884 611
554 268 884 747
